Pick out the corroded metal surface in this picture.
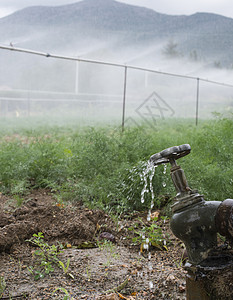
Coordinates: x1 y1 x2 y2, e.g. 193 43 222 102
149 144 191 166
150 144 233 299
185 252 233 300
215 199 233 246
170 200 220 264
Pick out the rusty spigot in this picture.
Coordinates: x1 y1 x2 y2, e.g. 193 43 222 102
149 144 233 265
150 144 191 199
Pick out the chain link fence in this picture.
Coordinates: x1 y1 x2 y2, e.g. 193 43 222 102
0 45 232 129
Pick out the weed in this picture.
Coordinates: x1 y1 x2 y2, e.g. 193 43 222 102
173 245 187 268
13 195 25 207
17 259 23 277
58 259 70 274
0 276 6 298
0 118 232 212
52 287 72 300
129 216 170 251
85 265 92 280
26 232 71 280
58 259 74 279
97 240 120 266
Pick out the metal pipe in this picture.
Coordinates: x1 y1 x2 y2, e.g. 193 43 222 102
1 44 233 87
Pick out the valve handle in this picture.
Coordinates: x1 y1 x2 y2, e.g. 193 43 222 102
150 144 191 166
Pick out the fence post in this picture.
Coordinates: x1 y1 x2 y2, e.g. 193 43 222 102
27 89 31 117
196 77 200 126
75 60 79 94
122 66 127 132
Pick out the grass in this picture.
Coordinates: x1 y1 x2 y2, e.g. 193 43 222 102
0 116 232 213
26 232 72 281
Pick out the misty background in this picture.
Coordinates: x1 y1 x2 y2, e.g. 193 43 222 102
0 0 232 127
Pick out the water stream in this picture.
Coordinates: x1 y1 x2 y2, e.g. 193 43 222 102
139 161 167 291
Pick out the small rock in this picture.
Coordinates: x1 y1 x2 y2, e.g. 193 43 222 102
99 232 116 243
166 274 175 281
179 284 186 293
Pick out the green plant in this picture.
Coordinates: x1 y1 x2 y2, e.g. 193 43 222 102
85 265 92 280
13 194 25 207
129 216 170 251
173 245 187 268
26 232 71 280
58 259 74 279
58 259 70 274
0 276 6 298
0 118 232 213
97 240 120 266
52 287 72 300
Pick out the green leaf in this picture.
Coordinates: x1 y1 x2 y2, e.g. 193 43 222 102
34 273 44 280
77 241 97 249
0 276 6 296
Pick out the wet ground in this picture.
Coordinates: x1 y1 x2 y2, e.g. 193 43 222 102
0 190 186 299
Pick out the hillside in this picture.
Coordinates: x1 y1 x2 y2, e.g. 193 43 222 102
0 0 233 66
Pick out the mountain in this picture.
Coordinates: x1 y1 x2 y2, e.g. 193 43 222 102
0 0 233 66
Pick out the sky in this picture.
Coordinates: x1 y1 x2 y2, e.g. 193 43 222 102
0 0 233 19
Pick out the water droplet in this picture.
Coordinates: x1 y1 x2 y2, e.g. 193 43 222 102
149 281 154 289
147 209 151 221
148 262 153 271
163 164 167 174
143 243 149 250
137 271 143 277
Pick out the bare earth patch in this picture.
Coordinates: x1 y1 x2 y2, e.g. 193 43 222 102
0 190 186 299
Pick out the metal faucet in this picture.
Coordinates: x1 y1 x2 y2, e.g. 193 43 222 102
150 144 233 299
149 144 233 265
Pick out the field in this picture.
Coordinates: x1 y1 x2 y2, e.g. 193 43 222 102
0 116 232 299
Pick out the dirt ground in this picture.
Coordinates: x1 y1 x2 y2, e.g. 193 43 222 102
0 190 187 300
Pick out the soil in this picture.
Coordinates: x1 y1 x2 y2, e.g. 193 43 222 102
0 189 187 300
